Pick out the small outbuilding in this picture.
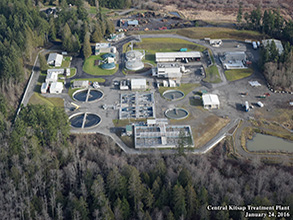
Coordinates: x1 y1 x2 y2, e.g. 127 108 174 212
41 82 49 94
50 82 63 94
131 79 147 90
72 80 89 88
47 53 63 67
202 94 220 109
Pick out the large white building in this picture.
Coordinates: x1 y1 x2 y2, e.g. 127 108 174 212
131 78 147 90
156 51 201 62
49 82 63 94
202 94 220 109
152 63 184 79
47 53 63 67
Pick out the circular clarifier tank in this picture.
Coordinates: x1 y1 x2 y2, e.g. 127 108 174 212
73 89 103 102
165 108 189 120
69 113 85 128
69 113 101 129
162 90 184 101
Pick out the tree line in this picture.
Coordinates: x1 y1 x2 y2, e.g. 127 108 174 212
0 105 292 219
237 4 293 45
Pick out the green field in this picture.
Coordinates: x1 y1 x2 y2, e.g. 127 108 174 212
28 93 64 108
204 65 221 83
68 68 76 78
131 27 262 41
83 55 118 75
158 83 200 97
225 68 253 81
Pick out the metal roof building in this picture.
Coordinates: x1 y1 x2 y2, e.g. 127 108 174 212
49 82 63 94
131 79 147 90
47 53 63 67
220 51 247 69
41 82 49 94
155 51 201 62
45 71 58 83
127 20 139 26
72 80 89 88
95 43 116 55
153 63 183 79
47 68 64 75
202 94 220 109
262 39 284 55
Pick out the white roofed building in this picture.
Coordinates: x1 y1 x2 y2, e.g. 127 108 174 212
202 94 220 109
95 43 116 55
47 68 64 75
220 51 247 69
45 72 58 83
41 82 49 94
156 51 201 62
47 53 63 67
72 80 89 88
131 78 147 90
152 63 183 79
49 82 63 94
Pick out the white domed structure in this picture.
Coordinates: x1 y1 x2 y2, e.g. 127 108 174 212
125 50 145 71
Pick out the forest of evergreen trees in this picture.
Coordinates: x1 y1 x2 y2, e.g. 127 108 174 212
0 104 292 219
0 1 292 219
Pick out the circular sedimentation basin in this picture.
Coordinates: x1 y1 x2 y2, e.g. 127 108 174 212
165 108 189 120
73 89 103 102
162 90 184 101
69 112 101 129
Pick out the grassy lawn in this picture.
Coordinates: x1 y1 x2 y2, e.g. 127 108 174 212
113 119 147 127
193 116 230 148
158 83 200 97
225 68 253 81
204 65 221 83
131 27 262 41
135 38 206 52
67 68 76 78
83 55 118 75
28 93 64 108
89 7 111 15
61 56 71 68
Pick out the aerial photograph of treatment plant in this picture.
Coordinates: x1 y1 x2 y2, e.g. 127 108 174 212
0 0 292 219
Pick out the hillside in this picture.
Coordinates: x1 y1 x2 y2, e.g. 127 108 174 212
150 0 293 21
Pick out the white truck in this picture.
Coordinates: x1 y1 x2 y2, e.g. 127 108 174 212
252 41 257 49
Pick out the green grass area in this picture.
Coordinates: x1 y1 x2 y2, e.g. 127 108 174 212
204 65 221 83
61 56 71 68
71 78 105 83
131 27 262 41
83 55 118 75
89 7 111 15
158 83 200 97
113 119 147 127
28 93 64 108
225 68 253 81
67 68 76 78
